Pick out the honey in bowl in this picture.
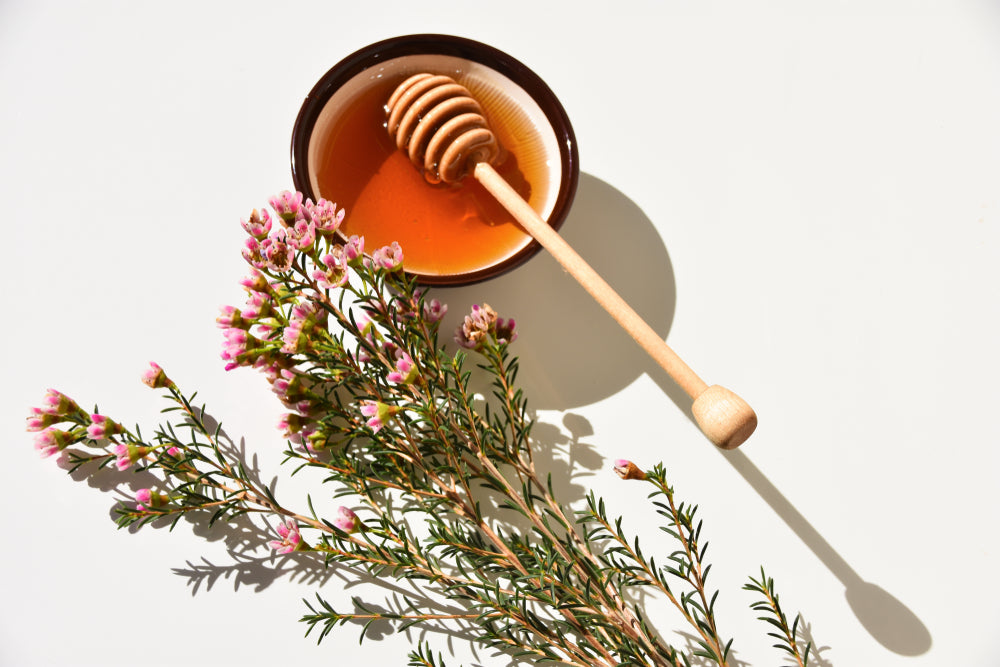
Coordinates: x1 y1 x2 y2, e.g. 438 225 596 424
309 72 552 281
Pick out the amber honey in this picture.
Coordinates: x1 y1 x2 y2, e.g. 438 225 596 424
311 75 550 279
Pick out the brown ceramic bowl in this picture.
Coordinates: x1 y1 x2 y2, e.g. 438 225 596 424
290 34 579 286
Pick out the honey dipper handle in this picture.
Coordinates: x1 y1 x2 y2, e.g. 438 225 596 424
473 162 757 449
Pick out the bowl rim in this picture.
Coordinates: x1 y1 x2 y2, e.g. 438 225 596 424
290 33 580 286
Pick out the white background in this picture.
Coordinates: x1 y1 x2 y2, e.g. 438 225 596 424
2 1 998 665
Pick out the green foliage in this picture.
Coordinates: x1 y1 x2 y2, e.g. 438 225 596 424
38 201 821 666
744 568 812 666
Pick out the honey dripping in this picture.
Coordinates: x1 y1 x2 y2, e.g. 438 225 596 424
312 75 548 278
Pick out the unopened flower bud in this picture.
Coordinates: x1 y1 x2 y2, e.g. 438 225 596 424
239 268 270 293
359 401 399 433
87 414 124 440
612 459 646 481
38 389 80 417
333 506 361 533
26 410 59 432
114 443 151 471
134 488 170 511
277 411 309 436
387 352 418 384
140 362 174 389
34 428 76 457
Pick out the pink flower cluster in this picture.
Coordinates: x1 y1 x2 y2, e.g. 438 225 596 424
230 191 456 447
454 303 517 351
27 389 85 457
381 289 448 327
218 269 282 372
217 273 330 447
29 367 182 461
242 191 345 273
312 235 366 290
281 301 327 355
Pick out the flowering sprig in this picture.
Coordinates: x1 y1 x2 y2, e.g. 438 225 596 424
28 191 817 667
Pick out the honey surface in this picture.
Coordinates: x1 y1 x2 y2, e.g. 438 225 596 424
313 76 547 278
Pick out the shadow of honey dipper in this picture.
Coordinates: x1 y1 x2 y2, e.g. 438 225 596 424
387 72 756 450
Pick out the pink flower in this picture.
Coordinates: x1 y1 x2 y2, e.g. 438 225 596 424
261 228 293 272
257 361 285 383
87 414 123 440
114 443 150 471
38 389 79 416
221 327 265 371
310 199 345 236
321 248 344 271
140 362 173 389
272 368 308 404
242 237 265 268
455 303 516 350
387 352 417 384
422 298 447 323
280 301 325 355
26 409 58 432
355 311 376 336
134 488 168 511
455 304 494 349
239 268 270 293
612 459 646 481
268 518 307 554
269 190 303 223
494 317 517 345
359 401 399 433
371 241 404 271
333 506 360 534
34 428 73 457
313 267 345 291
313 248 348 290
277 411 308 436
240 208 272 239
216 305 246 330
241 290 273 320
286 217 317 251
291 300 325 325
280 320 307 354
342 235 365 265
254 322 279 341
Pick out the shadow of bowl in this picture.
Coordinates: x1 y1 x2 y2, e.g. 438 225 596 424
438 172 676 410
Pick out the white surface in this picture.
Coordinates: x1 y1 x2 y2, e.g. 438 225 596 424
2 1 998 665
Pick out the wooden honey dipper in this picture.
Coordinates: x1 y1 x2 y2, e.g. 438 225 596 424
387 73 757 449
